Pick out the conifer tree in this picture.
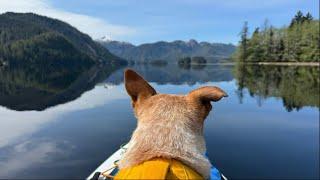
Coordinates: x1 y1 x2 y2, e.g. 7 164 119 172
239 21 249 62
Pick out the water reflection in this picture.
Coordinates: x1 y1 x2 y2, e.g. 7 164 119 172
0 63 235 111
0 138 75 177
0 84 133 178
0 64 120 111
105 64 234 85
0 63 318 179
233 65 319 111
1 63 319 112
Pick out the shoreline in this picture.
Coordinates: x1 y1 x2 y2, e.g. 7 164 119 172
137 61 319 67
235 62 319 66
176 62 320 66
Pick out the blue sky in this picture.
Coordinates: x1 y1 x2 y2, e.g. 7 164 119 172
0 0 318 44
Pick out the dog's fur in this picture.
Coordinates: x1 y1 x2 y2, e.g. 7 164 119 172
119 69 227 178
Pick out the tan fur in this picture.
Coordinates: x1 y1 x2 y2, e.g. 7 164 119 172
119 69 227 179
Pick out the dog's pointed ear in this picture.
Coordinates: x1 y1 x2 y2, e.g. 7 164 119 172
187 86 228 103
124 69 156 103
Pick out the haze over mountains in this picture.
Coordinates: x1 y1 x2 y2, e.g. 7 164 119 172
97 38 236 63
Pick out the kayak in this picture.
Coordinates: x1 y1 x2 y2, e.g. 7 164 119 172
88 144 129 180
87 144 227 180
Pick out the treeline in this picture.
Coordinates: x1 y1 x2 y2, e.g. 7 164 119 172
0 32 94 68
178 56 207 65
234 11 319 62
0 12 126 67
178 56 207 70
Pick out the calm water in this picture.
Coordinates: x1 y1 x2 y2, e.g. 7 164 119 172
0 64 319 179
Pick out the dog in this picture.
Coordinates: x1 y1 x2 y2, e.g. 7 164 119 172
117 69 227 179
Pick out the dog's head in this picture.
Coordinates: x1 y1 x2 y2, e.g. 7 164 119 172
124 69 227 128
121 69 227 177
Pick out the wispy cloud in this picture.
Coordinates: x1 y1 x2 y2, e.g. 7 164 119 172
0 85 126 149
0 138 75 177
179 0 296 9
0 0 137 40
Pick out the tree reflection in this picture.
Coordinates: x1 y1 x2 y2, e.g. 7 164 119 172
0 63 121 111
234 64 319 111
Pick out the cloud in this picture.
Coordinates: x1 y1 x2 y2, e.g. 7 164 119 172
0 0 136 40
0 138 75 177
180 0 294 8
217 0 296 9
0 85 127 149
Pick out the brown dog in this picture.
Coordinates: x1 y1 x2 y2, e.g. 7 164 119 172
118 69 227 178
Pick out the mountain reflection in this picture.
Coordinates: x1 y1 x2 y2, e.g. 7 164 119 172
234 65 320 111
1 62 318 112
0 63 120 111
104 64 234 85
0 63 234 111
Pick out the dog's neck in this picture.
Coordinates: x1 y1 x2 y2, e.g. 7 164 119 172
118 118 211 178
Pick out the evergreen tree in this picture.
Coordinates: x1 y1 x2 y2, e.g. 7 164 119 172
291 11 304 26
275 38 285 61
267 26 275 61
304 12 313 21
234 11 319 63
239 21 249 62
247 28 264 61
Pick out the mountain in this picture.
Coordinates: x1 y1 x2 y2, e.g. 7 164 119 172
98 39 236 63
0 12 126 66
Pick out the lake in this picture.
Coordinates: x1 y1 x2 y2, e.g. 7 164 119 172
0 63 319 179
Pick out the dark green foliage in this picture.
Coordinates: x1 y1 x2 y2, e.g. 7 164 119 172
246 28 264 61
178 56 207 70
0 12 126 66
178 57 191 69
239 21 249 62
178 57 191 65
0 32 94 68
234 65 319 111
234 11 319 62
178 56 207 65
0 63 120 111
0 12 127 111
290 11 314 27
149 59 168 66
191 56 207 64
178 57 191 64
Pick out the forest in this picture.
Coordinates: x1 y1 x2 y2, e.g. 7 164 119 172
0 12 125 67
234 11 319 62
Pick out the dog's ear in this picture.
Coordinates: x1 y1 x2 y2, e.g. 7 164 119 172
187 86 228 103
124 69 156 103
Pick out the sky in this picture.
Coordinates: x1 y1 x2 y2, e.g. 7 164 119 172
0 0 318 45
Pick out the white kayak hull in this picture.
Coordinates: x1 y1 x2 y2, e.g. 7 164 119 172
87 144 128 180
87 144 227 180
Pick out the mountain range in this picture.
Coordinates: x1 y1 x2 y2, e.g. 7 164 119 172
0 12 236 67
98 38 236 63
